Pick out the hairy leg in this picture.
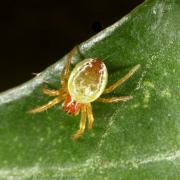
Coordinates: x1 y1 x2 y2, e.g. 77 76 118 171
28 97 63 114
97 96 132 103
86 103 94 129
61 47 78 87
103 64 140 94
41 88 60 96
71 105 87 140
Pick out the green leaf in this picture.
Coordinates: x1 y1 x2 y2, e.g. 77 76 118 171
0 0 180 179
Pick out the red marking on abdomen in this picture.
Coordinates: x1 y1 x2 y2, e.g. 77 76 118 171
86 59 104 74
81 59 105 85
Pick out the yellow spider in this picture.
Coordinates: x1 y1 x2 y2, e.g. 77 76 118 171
29 47 140 140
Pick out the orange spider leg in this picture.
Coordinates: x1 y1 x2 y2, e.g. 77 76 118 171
28 97 64 114
103 64 140 94
61 47 77 88
86 103 94 129
71 105 87 140
41 87 60 96
97 96 132 103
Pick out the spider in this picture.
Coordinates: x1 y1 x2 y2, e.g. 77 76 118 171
28 47 140 140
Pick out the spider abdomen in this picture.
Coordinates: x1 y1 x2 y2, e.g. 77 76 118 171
68 58 108 103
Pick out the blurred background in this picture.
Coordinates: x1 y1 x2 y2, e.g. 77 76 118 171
0 0 144 92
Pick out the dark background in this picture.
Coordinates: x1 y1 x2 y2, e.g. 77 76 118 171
0 0 144 92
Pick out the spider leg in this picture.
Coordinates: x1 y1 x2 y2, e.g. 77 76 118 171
97 96 132 103
103 64 140 94
86 103 94 129
71 105 87 140
61 46 78 87
28 97 63 114
41 88 60 96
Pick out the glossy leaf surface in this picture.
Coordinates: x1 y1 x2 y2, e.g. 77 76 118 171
0 0 180 179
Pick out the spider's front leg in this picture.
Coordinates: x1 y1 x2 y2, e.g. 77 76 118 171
61 47 78 88
41 88 60 96
71 105 87 140
28 97 63 114
97 96 132 103
86 103 94 129
103 64 140 94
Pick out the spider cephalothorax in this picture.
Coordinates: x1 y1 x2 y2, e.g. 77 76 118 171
63 95 82 116
29 47 140 140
